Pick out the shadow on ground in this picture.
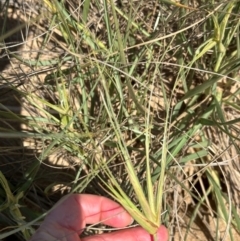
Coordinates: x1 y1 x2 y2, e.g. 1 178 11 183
0 6 82 241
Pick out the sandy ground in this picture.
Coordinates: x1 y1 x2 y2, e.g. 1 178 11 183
0 1 239 240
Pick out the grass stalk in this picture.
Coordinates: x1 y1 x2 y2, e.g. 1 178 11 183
1 1 240 240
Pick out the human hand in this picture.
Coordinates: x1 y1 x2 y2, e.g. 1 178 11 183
29 194 168 241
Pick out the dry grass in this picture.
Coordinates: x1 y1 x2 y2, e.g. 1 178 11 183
0 0 240 240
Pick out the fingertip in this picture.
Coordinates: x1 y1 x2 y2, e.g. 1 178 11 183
82 225 168 241
156 225 168 241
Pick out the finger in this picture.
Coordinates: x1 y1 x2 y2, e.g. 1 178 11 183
82 226 168 241
44 194 133 234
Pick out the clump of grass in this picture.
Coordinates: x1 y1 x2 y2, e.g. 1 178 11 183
1 0 240 240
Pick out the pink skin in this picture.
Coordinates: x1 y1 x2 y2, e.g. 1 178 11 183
30 194 168 241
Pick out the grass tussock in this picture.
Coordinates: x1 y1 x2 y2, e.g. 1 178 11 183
0 0 240 240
